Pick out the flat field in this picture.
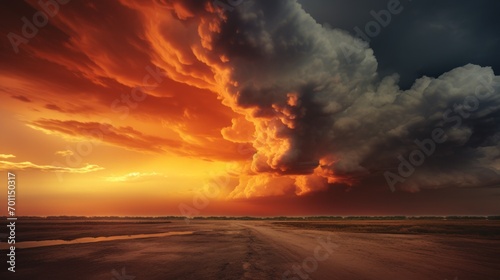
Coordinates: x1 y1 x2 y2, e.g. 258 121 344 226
1 218 499 279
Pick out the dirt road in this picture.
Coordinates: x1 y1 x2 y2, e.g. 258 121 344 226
237 221 499 279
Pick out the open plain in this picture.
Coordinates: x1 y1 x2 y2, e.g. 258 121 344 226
1 218 500 280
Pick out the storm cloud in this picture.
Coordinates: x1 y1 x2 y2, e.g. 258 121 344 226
190 0 500 195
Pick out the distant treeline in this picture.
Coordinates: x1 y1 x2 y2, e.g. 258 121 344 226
3 215 500 220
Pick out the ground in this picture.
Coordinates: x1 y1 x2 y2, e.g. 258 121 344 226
1 219 499 279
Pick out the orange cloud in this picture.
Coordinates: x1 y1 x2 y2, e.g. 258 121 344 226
0 160 103 173
55 150 74 157
29 119 180 153
11 95 31 102
106 172 166 182
0 0 336 200
0 154 16 159
28 118 252 161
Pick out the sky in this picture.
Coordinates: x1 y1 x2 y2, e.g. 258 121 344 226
1 0 499 216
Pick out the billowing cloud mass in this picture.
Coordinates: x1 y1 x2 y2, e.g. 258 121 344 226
170 0 500 196
1 0 499 200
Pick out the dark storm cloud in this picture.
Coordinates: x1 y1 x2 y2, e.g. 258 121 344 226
298 0 500 88
207 0 500 193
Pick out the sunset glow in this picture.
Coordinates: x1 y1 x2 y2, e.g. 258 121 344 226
1 0 499 217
